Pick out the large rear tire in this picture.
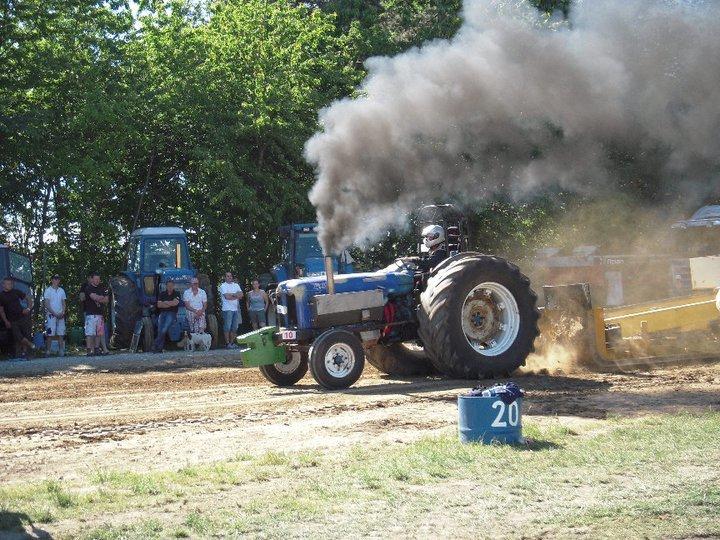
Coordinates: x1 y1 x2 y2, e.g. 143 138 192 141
206 314 219 349
418 255 539 379
197 274 216 314
259 350 309 386
309 329 365 390
365 343 434 376
141 316 154 352
109 276 142 349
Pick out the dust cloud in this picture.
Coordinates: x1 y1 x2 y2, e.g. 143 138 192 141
306 0 720 254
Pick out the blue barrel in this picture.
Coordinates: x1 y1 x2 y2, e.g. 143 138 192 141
458 395 523 444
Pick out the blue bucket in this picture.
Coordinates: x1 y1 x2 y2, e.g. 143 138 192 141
458 395 523 444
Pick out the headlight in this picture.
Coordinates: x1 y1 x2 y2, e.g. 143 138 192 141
276 304 287 315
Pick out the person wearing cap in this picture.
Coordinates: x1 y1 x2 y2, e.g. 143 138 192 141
43 274 67 356
153 279 181 353
0 276 35 359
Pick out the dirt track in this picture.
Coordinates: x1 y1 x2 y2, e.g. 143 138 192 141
1 361 719 483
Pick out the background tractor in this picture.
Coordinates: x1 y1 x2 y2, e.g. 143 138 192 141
260 223 355 326
108 227 218 351
259 205 540 389
0 245 33 355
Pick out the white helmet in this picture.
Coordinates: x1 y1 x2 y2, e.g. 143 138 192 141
422 224 445 249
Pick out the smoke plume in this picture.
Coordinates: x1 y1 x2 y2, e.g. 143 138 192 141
306 0 720 254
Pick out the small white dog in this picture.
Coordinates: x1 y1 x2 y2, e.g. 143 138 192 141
183 332 211 352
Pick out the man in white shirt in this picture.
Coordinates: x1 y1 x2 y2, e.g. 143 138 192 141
43 274 67 356
219 271 243 348
183 277 207 333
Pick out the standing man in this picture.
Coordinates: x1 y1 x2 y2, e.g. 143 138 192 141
0 276 35 359
219 271 243 348
247 279 269 329
183 277 207 333
153 279 181 353
83 272 109 356
43 274 66 356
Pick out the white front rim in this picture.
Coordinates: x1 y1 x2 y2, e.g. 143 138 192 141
461 282 520 357
324 343 355 378
275 352 302 374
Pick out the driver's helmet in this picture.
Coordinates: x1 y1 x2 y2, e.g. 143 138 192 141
422 224 445 249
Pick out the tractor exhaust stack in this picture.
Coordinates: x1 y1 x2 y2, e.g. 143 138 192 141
325 256 335 295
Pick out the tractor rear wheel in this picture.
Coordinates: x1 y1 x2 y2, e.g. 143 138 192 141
197 274 216 313
109 276 142 349
365 343 434 376
206 314 219 349
418 255 539 379
141 316 154 352
309 329 365 390
259 350 309 386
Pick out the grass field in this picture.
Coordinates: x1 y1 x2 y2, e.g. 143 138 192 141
1 412 718 539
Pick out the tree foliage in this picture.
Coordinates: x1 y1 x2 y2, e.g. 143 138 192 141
1 0 576 319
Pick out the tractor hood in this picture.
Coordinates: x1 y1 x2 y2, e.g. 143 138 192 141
277 269 414 299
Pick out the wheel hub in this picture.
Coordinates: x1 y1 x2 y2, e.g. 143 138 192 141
461 282 520 357
325 343 354 378
462 291 501 343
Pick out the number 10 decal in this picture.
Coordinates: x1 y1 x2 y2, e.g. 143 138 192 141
491 400 519 427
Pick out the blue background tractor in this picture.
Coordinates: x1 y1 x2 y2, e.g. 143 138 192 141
108 227 218 351
0 245 33 354
261 223 354 326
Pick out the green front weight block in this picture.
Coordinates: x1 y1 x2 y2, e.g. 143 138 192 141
235 326 286 367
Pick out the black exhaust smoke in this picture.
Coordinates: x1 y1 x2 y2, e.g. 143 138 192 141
306 0 720 255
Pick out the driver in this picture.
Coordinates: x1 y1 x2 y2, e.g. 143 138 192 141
419 224 448 272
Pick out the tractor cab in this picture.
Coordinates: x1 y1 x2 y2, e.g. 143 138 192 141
268 223 354 286
125 227 195 306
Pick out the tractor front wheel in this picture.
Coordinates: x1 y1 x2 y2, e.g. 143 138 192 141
109 276 142 349
418 255 539 379
309 329 365 390
259 350 309 386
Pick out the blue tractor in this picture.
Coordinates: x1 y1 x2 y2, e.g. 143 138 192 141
108 227 219 351
0 245 33 354
254 205 540 389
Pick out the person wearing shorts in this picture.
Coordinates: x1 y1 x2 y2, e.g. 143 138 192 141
83 272 109 356
43 274 67 356
247 279 269 329
219 272 243 348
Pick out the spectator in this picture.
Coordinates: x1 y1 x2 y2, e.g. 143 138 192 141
153 279 181 353
78 274 110 355
219 271 243 349
43 274 66 356
83 272 109 356
183 277 207 333
0 276 35 359
247 279 269 329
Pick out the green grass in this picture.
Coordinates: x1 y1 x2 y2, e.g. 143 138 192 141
1 413 718 539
